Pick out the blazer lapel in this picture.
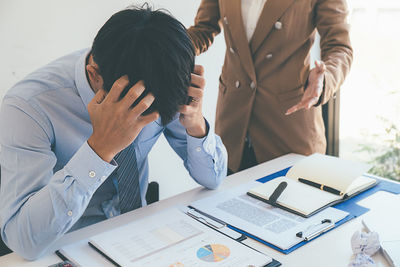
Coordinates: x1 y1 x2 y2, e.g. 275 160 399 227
225 0 256 82
250 0 296 54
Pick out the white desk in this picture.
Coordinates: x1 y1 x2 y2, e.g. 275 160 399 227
1 153 398 267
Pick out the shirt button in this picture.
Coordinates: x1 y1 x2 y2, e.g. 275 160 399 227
275 21 283 30
266 53 273 60
229 47 235 54
67 210 73 216
196 147 202 152
250 81 256 90
223 16 228 25
235 80 240 88
88 170 96 178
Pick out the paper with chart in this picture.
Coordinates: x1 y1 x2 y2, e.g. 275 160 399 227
89 208 272 267
191 181 349 250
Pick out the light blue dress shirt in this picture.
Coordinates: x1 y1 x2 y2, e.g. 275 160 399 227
0 49 227 260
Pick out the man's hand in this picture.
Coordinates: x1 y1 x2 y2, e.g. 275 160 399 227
87 76 159 162
286 60 326 115
179 65 207 138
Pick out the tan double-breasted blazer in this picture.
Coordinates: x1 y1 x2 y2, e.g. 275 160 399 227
188 0 353 171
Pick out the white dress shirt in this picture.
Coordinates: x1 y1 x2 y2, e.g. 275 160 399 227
241 0 268 42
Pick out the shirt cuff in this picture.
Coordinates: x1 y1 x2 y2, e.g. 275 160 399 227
65 141 117 192
186 119 216 155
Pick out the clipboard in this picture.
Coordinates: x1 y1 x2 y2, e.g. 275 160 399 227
253 167 400 253
186 205 344 254
190 167 400 254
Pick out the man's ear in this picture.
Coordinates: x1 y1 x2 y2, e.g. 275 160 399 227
86 62 104 92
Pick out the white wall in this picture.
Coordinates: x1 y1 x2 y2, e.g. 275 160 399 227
0 0 225 200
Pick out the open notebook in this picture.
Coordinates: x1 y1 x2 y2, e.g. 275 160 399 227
247 153 377 217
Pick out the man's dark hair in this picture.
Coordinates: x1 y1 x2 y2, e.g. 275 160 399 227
91 4 195 125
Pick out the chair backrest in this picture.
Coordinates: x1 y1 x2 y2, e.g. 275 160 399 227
145 181 159 205
0 237 11 257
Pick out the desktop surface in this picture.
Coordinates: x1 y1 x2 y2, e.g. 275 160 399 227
0 153 398 267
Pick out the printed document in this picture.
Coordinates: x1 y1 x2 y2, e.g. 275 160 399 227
89 208 272 267
191 181 349 250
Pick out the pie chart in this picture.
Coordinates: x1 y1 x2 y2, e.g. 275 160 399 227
196 244 230 262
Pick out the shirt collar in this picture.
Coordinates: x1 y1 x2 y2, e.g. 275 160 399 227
75 48 95 108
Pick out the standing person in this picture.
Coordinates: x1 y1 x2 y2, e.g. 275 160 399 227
187 0 352 173
0 6 227 260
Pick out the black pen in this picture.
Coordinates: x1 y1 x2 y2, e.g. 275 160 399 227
298 178 343 196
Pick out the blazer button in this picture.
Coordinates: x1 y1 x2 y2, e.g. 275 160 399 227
223 16 228 25
235 80 240 88
250 81 256 90
229 47 235 54
274 21 283 30
266 53 273 60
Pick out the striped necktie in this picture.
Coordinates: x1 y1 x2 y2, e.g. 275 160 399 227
113 143 142 214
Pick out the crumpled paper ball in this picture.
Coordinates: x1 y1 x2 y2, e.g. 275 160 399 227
348 230 381 267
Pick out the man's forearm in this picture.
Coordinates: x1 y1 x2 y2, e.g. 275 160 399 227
2 176 88 260
185 132 227 189
1 142 115 260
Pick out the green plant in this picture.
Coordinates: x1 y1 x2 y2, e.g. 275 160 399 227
358 119 400 181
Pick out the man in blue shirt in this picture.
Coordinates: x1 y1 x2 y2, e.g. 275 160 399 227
0 6 227 260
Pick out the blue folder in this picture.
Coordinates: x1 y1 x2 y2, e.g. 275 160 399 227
227 167 400 254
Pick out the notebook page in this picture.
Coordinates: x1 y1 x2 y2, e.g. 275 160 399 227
249 177 340 215
345 176 376 195
286 153 371 193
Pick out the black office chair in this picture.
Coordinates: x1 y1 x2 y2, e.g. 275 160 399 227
145 181 159 205
0 238 11 257
0 166 13 256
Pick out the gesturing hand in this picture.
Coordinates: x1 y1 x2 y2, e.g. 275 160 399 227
87 76 159 162
179 65 207 138
286 60 326 115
